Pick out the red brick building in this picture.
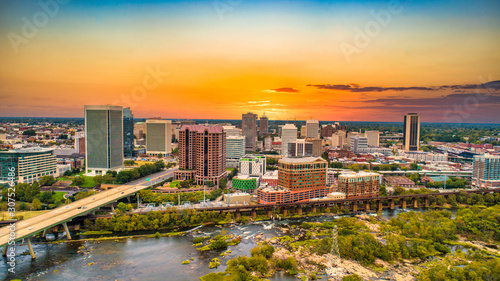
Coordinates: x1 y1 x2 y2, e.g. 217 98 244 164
174 125 226 186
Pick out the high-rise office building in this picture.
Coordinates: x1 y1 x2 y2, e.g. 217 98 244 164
306 119 320 138
0 147 57 186
338 171 380 198
281 124 297 156
123 107 134 157
472 154 500 188
226 135 245 168
146 119 172 157
74 131 85 154
365 130 380 147
259 114 269 135
403 113 420 151
350 135 368 154
223 125 241 137
288 139 313 157
84 105 123 175
242 112 258 152
174 125 226 185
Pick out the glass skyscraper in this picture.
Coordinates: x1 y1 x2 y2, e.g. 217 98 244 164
85 105 123 174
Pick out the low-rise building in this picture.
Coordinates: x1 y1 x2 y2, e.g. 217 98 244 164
232 174 260 191
383 176 416 188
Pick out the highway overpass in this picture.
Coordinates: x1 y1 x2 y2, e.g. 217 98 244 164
0 167 178 259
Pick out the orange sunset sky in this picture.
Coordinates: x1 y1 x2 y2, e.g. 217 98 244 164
0 0 499 123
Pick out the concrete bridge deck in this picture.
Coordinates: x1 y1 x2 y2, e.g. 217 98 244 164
0 167 177 250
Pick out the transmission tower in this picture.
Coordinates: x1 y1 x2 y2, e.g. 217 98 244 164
331 225 340 258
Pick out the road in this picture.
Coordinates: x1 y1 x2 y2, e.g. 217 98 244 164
0 167 178 248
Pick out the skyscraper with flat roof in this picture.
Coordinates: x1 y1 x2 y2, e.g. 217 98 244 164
242 112 258 152
281 124 297 156
306 119 320 138
146 119 172 157
85 105 123 174
403 113 420 151
174 125 226 186
259 114 269 135
123 107 134 157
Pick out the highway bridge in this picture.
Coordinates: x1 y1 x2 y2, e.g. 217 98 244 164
0 167 178 259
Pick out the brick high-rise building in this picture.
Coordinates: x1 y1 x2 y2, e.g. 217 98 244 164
174 125 226 186
259 114 269 136
338 171 380 198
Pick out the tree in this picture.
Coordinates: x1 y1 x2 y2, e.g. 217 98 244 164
93 175 104 185
342 274 363 281
22 129 36 136
206 181 214 187
219 177 227 188
39 176 56 186
72 176 85 186
379 185 388 196
31 199 42 210
58 134 68 140
40 191 53 204
410 163 419 170
117 202 128 213
63 170 73 177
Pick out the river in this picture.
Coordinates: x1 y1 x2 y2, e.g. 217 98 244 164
1 207 447 281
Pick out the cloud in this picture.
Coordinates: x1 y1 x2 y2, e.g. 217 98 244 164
263 87 300 94
306 80 500 93
306 84 433 92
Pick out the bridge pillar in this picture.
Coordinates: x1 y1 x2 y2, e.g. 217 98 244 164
424 198 429 208
235 211 241 219
2 246 7 256
377 200 383 211
63 222 72 240
251 210 257 218
389 199 395 210
42 229 47 238
351 202 357 212
282 209 288 216
364 201 370 211
412 198 418 208
311 206 317 213
111 204 115 212
297 208 303 216
27 238 36 259
267 210 272 218
401 200 407 209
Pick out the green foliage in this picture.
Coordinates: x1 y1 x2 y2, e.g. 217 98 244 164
116 161 165 184
72 176 85 186
342 274 363 281
39 176 56 186
31 198 42 210
1 183 40 202
22 129 36 136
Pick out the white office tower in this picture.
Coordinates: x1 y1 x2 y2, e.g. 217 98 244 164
223 125 242 137
346 131 362 148
85 105 123 175
146 119 172 157
227 136 245 158
239 154 266 175
306 119 320 138
281 124 298 156
350 135 368 154
365 131 380 147
331 131 345 148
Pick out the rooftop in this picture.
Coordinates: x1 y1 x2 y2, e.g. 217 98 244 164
280 157 326 163
179 124 224 133
0 147 55 154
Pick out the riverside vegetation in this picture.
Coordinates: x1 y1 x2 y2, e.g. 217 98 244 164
78 191 500 280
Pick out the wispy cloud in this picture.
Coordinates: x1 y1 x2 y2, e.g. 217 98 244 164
263 87 300 94
306 80 500 93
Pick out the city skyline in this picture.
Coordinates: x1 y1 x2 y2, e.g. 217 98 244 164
1 0 499 123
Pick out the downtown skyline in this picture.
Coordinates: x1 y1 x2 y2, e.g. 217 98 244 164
1 0 499 123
